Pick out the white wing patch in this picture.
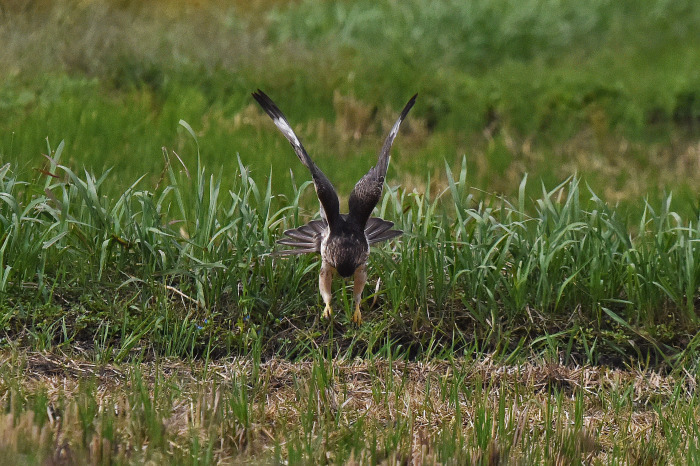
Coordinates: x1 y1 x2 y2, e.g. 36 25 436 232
388 118 402 141
273 117 301 148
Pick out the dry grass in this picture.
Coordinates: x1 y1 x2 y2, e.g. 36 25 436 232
0 350 696 464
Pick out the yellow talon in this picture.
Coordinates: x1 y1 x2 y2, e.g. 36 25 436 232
351 305 363 325
322 304 333 319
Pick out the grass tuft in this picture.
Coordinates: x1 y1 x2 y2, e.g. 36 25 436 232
0 150 698 367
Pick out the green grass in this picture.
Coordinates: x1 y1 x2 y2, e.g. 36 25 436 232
1 0 699 463
0 142 697 366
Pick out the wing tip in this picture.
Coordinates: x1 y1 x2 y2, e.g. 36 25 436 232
252 89 278 116
400 93 418 119
251 88 267 104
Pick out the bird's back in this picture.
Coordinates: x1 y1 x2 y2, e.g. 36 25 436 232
323 218 369 277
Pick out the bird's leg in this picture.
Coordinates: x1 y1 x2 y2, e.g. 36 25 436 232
319 262 334 319
352 264 367 324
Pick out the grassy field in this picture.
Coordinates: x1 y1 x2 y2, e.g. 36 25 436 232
1 351 698 464
1 0 699 463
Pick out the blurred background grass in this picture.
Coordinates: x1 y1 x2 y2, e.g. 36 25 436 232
0 0 698 215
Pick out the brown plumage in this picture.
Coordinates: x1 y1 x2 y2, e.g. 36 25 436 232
252 89 416 323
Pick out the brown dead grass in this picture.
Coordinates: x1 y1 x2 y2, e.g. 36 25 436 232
0 350 696 464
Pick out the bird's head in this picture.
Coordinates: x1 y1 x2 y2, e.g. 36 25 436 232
333 240 368 277
335 260 360 278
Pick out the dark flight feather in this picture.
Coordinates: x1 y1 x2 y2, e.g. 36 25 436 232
254 90 413 262
348 94 417 228
252 90 341 227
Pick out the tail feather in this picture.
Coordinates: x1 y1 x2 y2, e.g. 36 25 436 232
275 217 401 255
302 220 326 235
274 247 319 256
277 239 317 248
275 219 326 255
368 228 403 244
365 217 403 245
281 229 314 241
365 217 394 236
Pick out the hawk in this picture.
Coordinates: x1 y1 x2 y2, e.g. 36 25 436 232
252 90 416 324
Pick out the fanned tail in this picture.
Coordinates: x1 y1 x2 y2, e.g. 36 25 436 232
275 219 326 255
275 217 401 255
365 217 403 245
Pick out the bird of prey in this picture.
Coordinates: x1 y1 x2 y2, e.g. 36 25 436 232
252 90 416 324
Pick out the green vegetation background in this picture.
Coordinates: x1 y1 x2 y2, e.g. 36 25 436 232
0 0 698 366
2 0 698 210
2 2 700 462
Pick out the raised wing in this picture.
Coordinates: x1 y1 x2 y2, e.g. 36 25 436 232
348 94 417 228
252 90 340 226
